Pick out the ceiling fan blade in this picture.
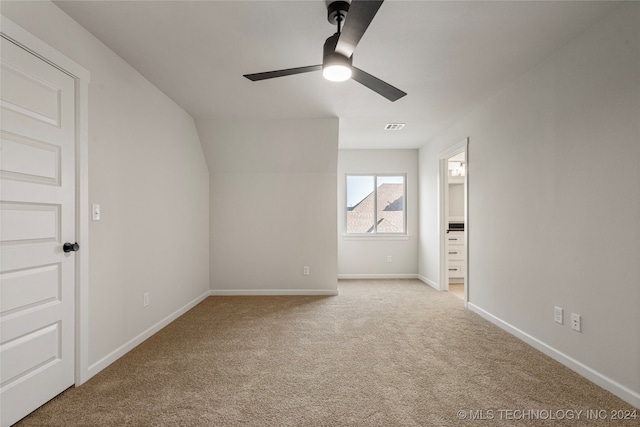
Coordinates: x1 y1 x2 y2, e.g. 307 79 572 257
244 65 322 81
352 66 406 102
335 0 384 58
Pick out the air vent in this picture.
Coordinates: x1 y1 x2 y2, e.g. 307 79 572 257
384 123 405 130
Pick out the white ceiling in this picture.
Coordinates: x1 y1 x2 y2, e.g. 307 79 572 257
55 0 619 149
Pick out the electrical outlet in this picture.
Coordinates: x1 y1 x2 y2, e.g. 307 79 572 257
387 255 392 263
554 306 563 324
571 313 581 332
143 292 149 307
303 266 309 275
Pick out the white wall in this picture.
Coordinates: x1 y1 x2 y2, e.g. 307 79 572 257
1 1 210 374
338 149 419 278
419 3 639 405
448 183 464 219
197 118 338 295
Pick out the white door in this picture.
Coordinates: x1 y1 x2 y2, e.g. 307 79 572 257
0 35 77 426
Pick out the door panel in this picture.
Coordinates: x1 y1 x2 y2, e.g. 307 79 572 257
0 47 62 127
1 131 61 185
1 264 61 315
1 202 60 243
0 36 76 427
1 322 62 386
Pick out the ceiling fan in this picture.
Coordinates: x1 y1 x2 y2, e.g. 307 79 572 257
243 0 406 102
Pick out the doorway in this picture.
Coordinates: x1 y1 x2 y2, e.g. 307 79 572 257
439 140 468 304
1 16 90 426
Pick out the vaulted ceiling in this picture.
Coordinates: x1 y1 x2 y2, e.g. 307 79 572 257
55 1 619 149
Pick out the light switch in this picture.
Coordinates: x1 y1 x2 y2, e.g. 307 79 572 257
92 204 101 221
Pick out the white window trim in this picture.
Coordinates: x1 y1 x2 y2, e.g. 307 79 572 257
345 173 407 236
342 234 411 240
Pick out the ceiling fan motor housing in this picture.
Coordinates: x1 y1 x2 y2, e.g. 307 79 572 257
323 32 352 70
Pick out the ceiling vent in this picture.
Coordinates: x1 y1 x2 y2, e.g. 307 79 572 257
384 123 405 130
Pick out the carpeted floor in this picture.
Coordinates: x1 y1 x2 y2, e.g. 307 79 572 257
17 280 636 426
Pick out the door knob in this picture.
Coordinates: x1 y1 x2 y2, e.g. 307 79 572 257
63 242 80 253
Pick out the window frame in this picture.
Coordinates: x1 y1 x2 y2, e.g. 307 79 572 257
345 173 408 236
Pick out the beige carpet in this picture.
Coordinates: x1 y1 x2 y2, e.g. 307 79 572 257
17 280 635 426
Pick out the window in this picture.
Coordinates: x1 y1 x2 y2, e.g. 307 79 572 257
346 174 406 234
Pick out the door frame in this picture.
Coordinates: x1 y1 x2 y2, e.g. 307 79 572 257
1 15 92 385
438 138 469 305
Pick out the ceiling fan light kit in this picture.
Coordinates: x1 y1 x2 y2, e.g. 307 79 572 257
322 33 352 82
243 0 406 102
323 62 352 82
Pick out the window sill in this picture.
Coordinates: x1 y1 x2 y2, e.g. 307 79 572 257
342 234 410 241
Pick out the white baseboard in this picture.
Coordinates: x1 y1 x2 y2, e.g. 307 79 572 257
210 289 338 296
418 274 440 290
338 274 419 280
468 302 640 409
85 289 211 381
